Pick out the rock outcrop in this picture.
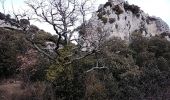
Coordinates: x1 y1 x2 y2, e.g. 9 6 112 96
82 0 170 43
0 12 30 30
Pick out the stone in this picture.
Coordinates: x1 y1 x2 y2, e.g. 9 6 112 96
81 0 170 47
44 41 57 52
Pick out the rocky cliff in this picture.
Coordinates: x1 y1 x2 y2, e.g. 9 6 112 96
82 0 170 43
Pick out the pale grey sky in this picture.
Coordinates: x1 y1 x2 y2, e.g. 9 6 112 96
0 0 170 34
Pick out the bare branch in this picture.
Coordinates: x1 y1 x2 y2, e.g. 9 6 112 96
64 50 94 65
25 0 96 58
33 43 55 60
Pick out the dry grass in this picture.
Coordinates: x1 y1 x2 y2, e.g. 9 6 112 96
0 80 55 100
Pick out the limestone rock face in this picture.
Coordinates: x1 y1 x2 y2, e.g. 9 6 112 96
108 0 124 5
44 41 57 52
82 0 170 43
0 12 29 30
0 19 21 30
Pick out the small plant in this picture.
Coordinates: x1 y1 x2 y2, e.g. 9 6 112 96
125 16 127 20
97 13 103 20
101 17 108 24
104 2 112 8
29 25 39 33
20 19 30 31
97 8 103 13
109 18 115 24
0 12 5 20
115 24 118 29
112 5 124 15
106 10 111 15
102 11 107 15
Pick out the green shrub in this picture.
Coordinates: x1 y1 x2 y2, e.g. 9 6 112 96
0 41 18 77
157 57 169 71
97 13 103 20
46 43 96 99
124 3 140 17
33 30 52 45
0 28 27 77
46 44 74 81
148 37 170 57
130 33 149 53
0 12 5 20
101 17 108 24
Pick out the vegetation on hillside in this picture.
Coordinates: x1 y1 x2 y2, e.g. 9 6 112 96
0 0 170 100
1 21 170 100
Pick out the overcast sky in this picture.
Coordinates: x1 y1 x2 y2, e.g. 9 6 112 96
1 0 170 34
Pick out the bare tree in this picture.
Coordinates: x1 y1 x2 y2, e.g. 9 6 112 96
25 0 77 51
25 0 96 53
78 0 96 25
